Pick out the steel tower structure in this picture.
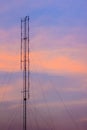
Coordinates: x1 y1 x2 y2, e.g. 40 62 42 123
21 16 30 130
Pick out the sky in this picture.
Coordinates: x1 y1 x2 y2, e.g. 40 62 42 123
0 0 87 130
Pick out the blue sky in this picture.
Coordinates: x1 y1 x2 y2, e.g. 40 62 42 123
0 0 87 130
0 0 87 28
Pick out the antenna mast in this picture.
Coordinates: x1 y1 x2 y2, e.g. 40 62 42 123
21 16 30 130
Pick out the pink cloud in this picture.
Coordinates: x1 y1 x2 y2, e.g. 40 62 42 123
30 98 87 110
31 26 87 52
0 85 17 102
0 26 87 74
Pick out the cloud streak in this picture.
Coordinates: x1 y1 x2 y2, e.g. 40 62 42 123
0 26 87 75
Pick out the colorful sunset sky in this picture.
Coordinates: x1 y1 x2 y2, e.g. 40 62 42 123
0 0 87 130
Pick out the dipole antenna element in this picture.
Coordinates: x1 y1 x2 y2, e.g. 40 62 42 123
21 16 30 130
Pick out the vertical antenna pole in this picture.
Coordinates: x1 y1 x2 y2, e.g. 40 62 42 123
28 16 30 99
21 19 22 70
24 17 27 130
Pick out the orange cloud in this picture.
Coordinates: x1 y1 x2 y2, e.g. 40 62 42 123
0 51 19 71
30 50 87 74
0 49 87 74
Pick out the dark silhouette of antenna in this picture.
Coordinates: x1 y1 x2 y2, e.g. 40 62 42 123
21 16 30 130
